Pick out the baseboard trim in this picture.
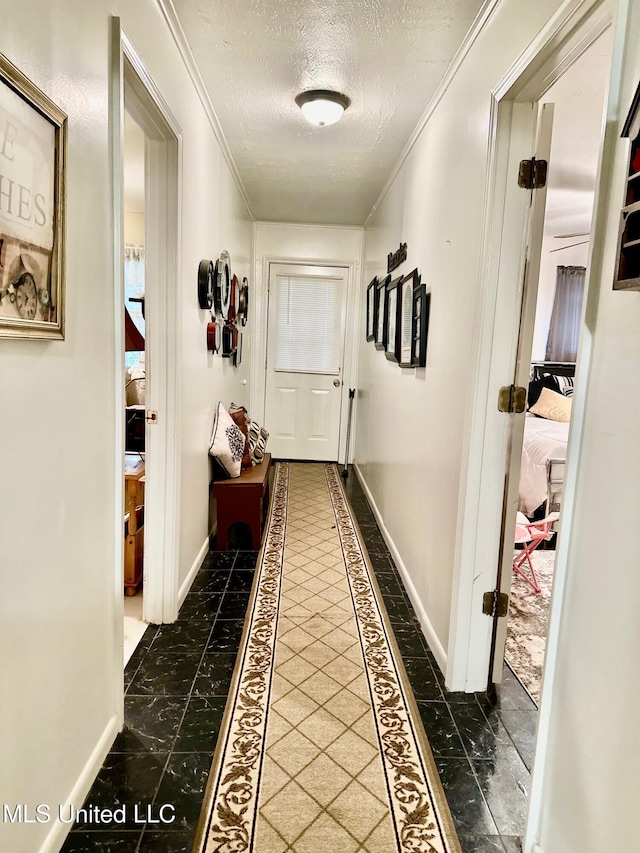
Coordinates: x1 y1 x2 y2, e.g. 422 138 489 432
39 714 119 853
353 463 448 675
178 537 210 610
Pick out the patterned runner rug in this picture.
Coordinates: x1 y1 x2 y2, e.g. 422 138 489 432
194 462 461 853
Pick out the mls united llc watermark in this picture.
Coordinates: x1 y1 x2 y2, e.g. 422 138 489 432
2 803 176 825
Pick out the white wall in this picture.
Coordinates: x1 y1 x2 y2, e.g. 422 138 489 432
530 3 640 850
0 2 251 851
356 0 577 669
124 211 145 246
252 222 363 436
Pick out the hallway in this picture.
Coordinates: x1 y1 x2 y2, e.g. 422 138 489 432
61 470 531 853
3 2 640 852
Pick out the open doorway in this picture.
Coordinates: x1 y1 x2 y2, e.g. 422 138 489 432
113 25 182 673
493 32 613 703
123 107 147 663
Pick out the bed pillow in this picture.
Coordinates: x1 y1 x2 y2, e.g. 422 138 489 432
228 403 254 470
529 386 572 422
527 373 560 409
247 418 269 465
209 402 245 478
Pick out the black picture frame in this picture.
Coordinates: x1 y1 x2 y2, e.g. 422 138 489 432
385 276 402 362
398 269 418 367
412 282 430 368
365 276 377 341
374 274 390 350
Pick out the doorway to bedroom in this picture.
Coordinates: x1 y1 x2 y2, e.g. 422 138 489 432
122 105 147 663
116 31 182 671
491 29 613 707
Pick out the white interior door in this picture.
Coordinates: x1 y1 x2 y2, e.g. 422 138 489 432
265 263 348 461
121 39 181 625
490 103 555 683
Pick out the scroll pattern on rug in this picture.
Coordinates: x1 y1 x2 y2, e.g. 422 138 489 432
324 464 450 853
201 462 289 852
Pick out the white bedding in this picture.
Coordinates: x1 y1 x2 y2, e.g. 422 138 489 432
518 414 569 515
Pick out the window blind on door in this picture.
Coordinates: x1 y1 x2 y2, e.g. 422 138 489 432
274 275 343 374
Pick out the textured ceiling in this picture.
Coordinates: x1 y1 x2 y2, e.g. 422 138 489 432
172 0 487 225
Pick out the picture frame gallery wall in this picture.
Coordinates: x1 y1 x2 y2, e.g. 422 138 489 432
366 267 430 368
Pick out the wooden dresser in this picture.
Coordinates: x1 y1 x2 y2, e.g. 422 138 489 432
124 453 145 595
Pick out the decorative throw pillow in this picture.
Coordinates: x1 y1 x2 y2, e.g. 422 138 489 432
527 373 560 409
209 402 245 478
247 418 269 465
529 387 572 422
228 403 254 470
556 375 574 397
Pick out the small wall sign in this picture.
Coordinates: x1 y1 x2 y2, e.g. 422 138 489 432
387 242 407 274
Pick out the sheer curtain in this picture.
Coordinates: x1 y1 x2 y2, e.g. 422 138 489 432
545 265 586 362
125 246 145 367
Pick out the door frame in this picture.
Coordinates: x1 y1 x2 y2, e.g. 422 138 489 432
447 0 612 692
252 256 361 467
111 17 183 698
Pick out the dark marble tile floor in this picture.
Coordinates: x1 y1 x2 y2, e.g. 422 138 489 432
343 470 533 853
62 466 535 853
61 548 258 853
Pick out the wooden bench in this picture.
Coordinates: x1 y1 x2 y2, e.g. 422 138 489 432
212 453 272 550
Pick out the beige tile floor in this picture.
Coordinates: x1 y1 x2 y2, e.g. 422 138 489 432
254 465 397 852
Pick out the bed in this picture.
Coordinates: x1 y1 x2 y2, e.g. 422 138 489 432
518 362 574 517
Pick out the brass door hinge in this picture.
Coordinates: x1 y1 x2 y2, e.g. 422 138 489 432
498 385 527 413
483 591 509 618
146 410 158 424
518 157 548 189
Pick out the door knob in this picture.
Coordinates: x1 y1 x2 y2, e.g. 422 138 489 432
333 379 341 387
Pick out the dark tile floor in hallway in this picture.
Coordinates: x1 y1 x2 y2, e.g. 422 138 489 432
61 469 535 853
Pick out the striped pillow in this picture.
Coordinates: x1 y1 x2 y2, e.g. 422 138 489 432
247 418 269 465
556 376 574 397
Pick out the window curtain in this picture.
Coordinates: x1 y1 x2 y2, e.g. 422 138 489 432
125 245 145 367
545 265 586 362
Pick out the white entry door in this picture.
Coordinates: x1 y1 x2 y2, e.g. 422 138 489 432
265 263 348 461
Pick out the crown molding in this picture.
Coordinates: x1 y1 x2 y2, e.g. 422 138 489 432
364 0 501 227
155 0 254 220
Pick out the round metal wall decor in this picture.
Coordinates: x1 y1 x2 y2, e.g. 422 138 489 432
238 277 249 326
229 274 240 323
221 322 238 358
197 259 214 310
207 315 222 353
214 251 231 319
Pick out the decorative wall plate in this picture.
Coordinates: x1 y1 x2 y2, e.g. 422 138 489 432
221 322 237 358
198 259 214 309
238 277 249 326
207 315 222 353
214 251 231 319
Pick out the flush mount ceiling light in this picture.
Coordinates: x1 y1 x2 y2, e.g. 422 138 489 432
295 90 351 127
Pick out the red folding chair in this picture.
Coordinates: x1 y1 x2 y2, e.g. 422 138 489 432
513 511 559 593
